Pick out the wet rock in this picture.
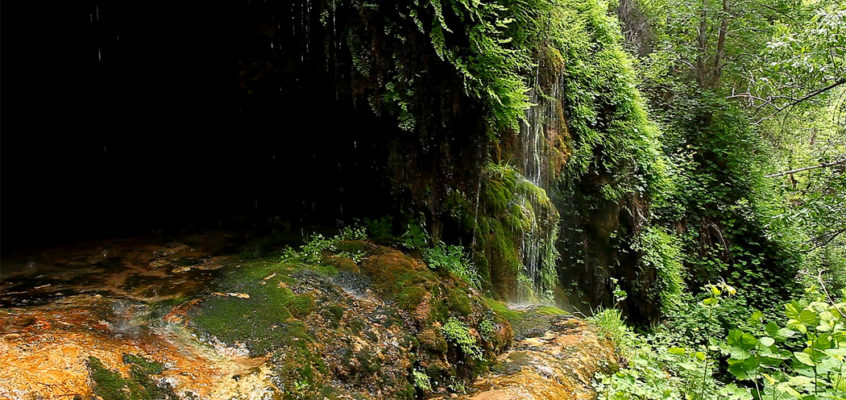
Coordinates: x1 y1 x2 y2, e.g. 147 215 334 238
0 237 611 400
434 317 619 400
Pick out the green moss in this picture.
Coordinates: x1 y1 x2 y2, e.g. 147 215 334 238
334 240 373 255
287 291 315 318
484 298 570 339
88 357 129 400
349 318 365 334
359 250 442 314
395 285 427 311
453 163 559 300
417 328 449 354
189 260 319 356
87 355 177 400
323 304 346 328
355 349 382 374
271 342 329 399
484 297 522 323
446 288 473 316
121 354 164 375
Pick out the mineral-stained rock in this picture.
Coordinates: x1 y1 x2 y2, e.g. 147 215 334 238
432 315 619 400
0 237 613 400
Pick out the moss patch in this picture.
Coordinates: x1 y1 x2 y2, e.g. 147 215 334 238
87 355 176 400
485 298 569 339
189 259 319 356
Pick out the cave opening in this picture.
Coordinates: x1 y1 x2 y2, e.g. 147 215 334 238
2 1 406 251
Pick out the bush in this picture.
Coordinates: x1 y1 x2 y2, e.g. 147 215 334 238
720 287 846 399
423 242 481 289
442 317 483 361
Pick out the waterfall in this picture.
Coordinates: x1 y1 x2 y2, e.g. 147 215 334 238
514 68 564 300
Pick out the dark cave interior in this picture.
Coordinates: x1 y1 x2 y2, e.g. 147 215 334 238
2 1 410 250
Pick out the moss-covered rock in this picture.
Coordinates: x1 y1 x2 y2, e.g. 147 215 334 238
175 242 513 398
87 355 177 400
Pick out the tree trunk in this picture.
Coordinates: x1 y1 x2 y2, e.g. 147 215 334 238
712 0 730 89
696 0 709 87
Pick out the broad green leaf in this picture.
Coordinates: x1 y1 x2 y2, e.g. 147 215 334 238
748 310 764 325
794 351 815 366
798 309 820 327
786 376 812 386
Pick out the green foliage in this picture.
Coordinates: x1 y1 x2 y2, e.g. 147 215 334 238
479 318 497 343
281 225 370 265
633 226 685 312
546 0 668 198
413 0 534 130
619 0 844 314
365 216 394 241
339 222 368 241
471 163 559 299
720 287 846 399
592 282 747 400
442 317 484 361
282 233 339 264
401 217 430 251
423 241 481 289
412 369 433 392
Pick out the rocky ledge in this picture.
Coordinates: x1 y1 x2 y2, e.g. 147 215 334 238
0 237 617 399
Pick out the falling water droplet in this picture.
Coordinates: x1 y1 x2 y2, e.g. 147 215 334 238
103 145 107 152
97 48 102 64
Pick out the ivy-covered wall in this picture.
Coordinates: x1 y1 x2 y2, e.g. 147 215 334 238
239 0 683 317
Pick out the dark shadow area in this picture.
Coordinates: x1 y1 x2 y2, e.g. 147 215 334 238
2 1 400 251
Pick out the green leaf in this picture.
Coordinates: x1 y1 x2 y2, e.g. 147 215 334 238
668 347 687 356
777 328 796 339
759 337 775 347
794 351 815 366
798 309 820 327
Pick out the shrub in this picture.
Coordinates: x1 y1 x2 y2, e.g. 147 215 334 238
442 317 483 361
423 242 481 289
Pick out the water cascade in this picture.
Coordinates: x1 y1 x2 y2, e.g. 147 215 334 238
509 69 568 300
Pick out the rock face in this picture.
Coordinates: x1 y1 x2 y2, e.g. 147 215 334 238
437 316 619 400
0 235 616 400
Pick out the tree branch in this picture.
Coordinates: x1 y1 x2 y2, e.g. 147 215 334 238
753 78 846 124
764 155 846 178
